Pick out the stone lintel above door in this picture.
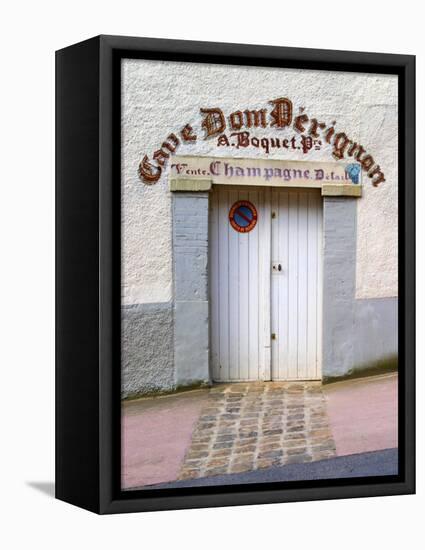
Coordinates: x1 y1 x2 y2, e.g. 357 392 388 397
169 155 363 197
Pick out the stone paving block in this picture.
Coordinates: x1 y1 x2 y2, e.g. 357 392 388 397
178 382 337 479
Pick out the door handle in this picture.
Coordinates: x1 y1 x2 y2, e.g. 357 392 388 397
278 264 282 271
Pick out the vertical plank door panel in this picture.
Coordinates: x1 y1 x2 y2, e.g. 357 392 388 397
272 189 322 380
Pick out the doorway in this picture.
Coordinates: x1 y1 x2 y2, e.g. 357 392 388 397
209 185 322 382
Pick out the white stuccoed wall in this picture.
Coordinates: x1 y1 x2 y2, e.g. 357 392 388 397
121 59 398 305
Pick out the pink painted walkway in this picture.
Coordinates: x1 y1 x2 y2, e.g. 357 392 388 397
121 389 208 489
324 373 398 456
122 374 398 489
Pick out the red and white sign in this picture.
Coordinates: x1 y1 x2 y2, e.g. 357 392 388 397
229 200 258 233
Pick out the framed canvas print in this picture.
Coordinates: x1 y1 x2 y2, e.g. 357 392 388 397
56 35 415 514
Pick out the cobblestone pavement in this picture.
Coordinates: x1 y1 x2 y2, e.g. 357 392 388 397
178 382 336 480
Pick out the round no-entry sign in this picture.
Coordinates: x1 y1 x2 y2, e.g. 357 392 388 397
229 200 258 233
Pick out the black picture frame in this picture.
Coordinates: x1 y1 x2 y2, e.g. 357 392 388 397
56 35 415 514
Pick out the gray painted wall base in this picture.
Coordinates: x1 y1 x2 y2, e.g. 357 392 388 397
353 297 398 369
121 303 174 398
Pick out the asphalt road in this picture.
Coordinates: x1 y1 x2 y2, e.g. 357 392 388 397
135 448 398 490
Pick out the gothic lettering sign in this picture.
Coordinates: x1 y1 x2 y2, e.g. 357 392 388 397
169 156 362 192
138 97 385 187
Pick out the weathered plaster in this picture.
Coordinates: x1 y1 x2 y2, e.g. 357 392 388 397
122 60 398 306
356 104 398 299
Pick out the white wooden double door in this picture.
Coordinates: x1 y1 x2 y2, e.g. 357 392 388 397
210 186 322 382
